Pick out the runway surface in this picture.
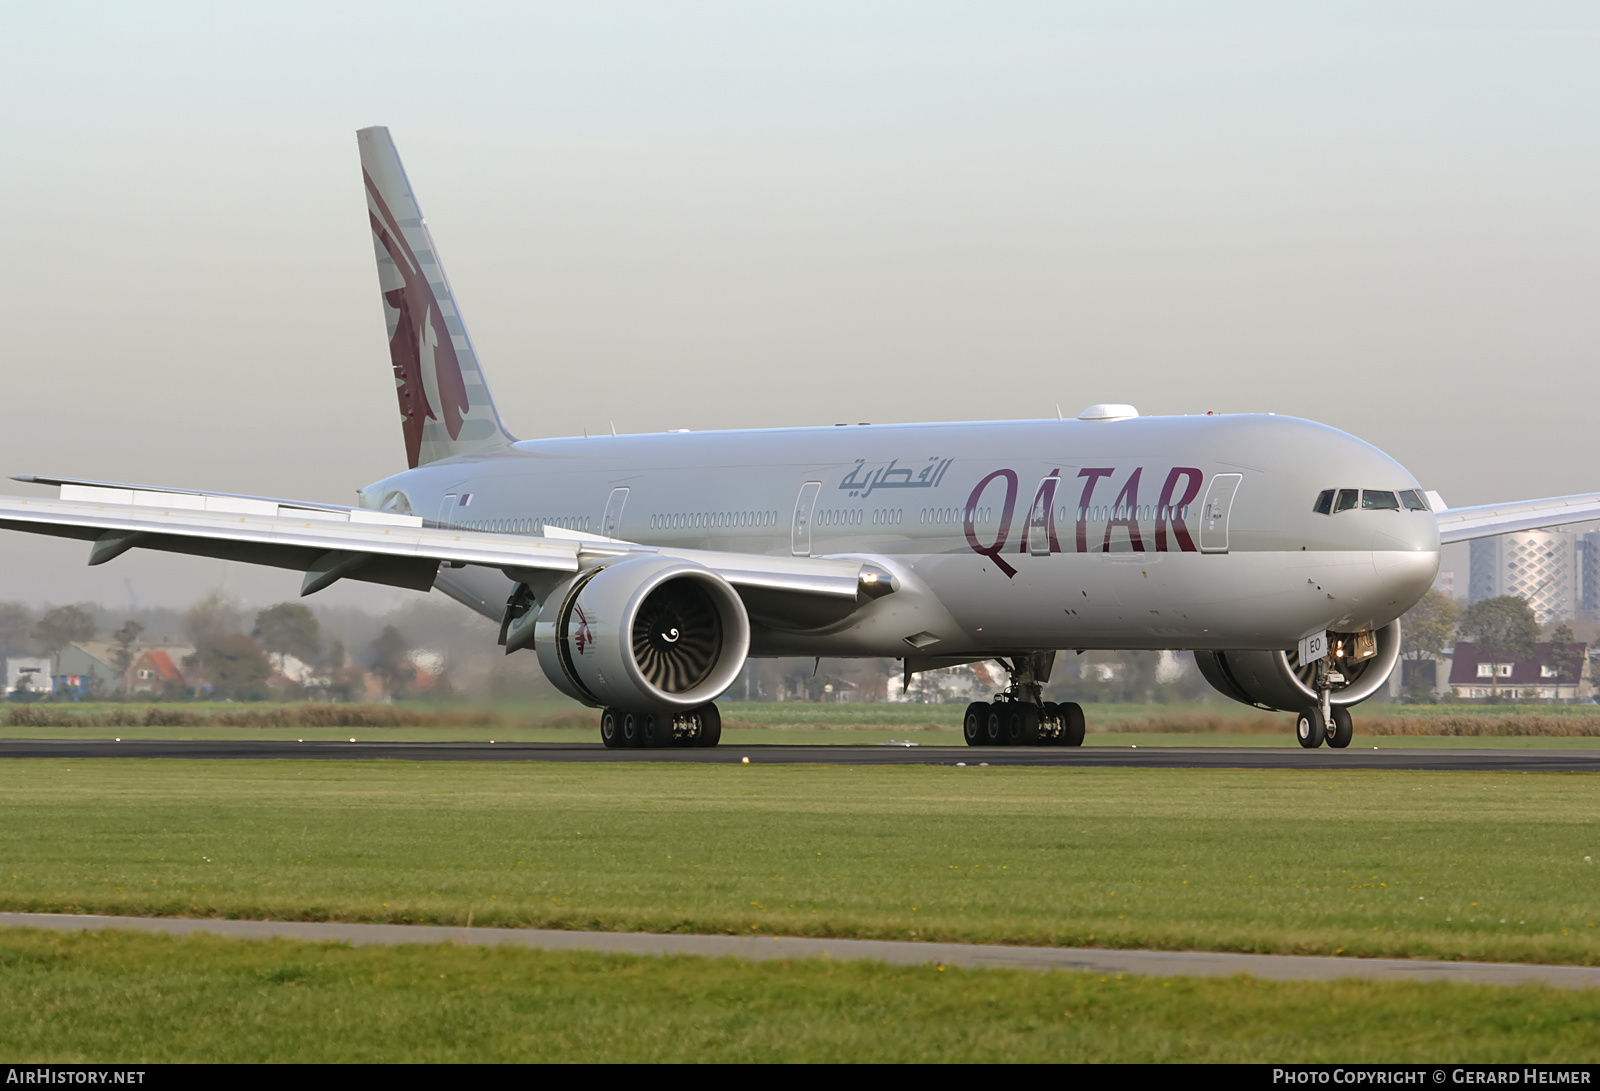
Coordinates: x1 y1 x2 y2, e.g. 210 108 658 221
0 738 1597 770
2 912 1595 989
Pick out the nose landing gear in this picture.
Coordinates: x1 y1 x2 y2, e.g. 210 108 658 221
1296 663 1356 749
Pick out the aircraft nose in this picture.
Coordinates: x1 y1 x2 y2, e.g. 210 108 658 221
1372 539 1439 611
1372 515 1439 556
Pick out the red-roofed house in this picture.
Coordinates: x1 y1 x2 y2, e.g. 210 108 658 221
126 648 188 696
1448 641 1589 701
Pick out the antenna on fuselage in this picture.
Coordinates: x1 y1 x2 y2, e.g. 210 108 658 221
1055 404 1063 422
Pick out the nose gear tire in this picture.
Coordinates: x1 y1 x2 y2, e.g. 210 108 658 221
1295 706 1326 749
1328 706 1354 748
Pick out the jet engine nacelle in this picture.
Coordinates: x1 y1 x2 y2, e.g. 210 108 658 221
1194 620 1402 712
533 556 751 710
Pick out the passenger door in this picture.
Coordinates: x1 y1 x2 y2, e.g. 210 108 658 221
792 481 822 556
602 487 629 538
1198 473 1242 554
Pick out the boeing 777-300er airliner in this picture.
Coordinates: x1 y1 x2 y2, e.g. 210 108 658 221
3 127 1596 750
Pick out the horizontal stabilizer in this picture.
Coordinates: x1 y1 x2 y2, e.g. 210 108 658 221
1435 492 1600 544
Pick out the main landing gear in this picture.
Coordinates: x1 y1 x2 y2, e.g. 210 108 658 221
961 651 1085 747
599 703 722 749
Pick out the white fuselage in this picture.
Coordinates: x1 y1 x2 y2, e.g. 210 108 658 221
362 412 1440 659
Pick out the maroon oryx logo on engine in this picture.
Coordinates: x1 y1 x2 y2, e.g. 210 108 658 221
572 604 593 656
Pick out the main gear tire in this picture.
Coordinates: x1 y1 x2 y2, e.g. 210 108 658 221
642 711 672 748
1006 705 1042 745
963 702 989 746
1058 701 1086 747
695 703 722 748
600 708 624 749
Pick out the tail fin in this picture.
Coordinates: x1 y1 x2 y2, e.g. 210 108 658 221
358 126 516 468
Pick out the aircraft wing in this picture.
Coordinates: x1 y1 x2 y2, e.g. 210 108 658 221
0 479 873 603
1434 492 1600 545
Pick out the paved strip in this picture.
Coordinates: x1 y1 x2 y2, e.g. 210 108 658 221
0 738 1597 771
3 912 1596 989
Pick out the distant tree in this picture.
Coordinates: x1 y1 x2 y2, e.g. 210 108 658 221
1401 589 1461 661
183 591 242 645
369 625 415 697
0 603 37 656
1548 622 1583 686
110 620 145 676
185 633 272 700
252 603 321 670
322 638 347 672
32 604 96 690
1459 595 1539 699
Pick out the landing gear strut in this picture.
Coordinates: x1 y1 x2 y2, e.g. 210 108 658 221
963 652 1084 747
600 703 721 748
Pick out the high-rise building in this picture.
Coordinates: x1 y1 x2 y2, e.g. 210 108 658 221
1582 530 1600 621
1469 529 1579 625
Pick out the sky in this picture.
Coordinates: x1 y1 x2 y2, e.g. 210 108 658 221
1 2 1596 609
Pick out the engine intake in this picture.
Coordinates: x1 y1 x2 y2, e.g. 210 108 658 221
534 556 751 710
1194 620 1401 712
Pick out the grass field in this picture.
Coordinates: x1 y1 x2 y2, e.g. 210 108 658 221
1 760 1596 966
2 929 1597 1062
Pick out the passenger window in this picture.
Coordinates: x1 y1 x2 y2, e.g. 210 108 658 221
1313 490 1335 515
1399 489 1429 511
1334 489 1359 513
1362 490 1400 511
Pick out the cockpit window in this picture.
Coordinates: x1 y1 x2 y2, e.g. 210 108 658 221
1399 489 1429 511
1362 490 1400 511
1334 489 1360 513
1313 490 1335 515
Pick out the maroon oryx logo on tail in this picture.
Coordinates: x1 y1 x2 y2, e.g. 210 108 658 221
365 169 471 469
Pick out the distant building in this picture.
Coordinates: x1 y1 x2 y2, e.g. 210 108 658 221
1469 530 1579 624
887 660 1002 703
4 657 53 697
1448 640 1589 701
1397 653 1454 700
1433 569 1455 600
1582 530 1600 621
126 647 193 696
57 642 125 696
